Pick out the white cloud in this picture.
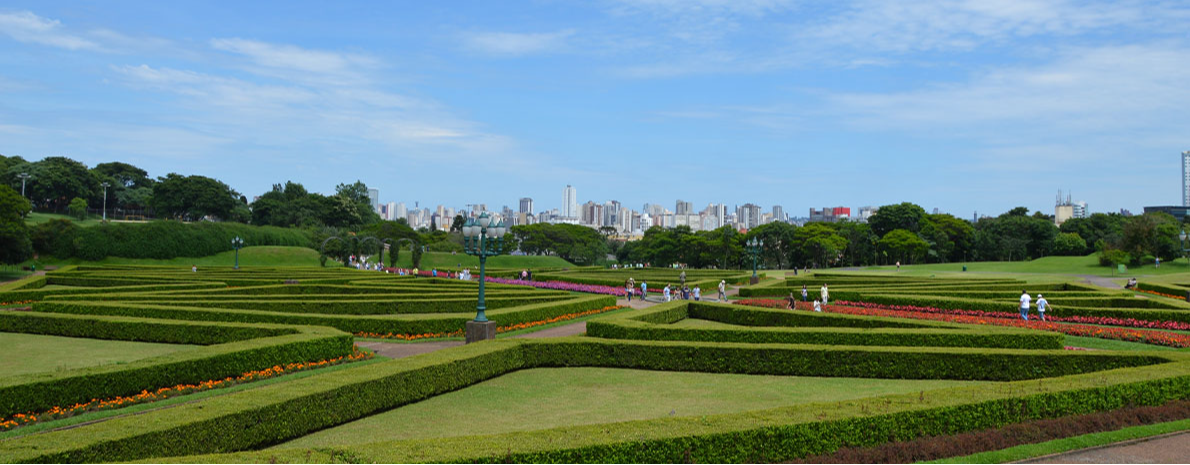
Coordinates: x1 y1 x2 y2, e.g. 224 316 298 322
0 10 101 51
801 0 1181 53
463 30 576 56
210 38 377 74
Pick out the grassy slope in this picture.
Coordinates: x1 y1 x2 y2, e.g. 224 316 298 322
0 332 198 377
274 367 986 449
860 254 1190 279
28 246 324 267
24 212 104 228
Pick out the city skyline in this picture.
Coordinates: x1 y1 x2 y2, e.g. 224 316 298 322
0 2 1187 214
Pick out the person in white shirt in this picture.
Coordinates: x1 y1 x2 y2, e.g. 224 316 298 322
1036 294 1048 321
813 299 822 312
718 280 727 301
1019 290 1031 320
693 285 701 301
663 285 672 302
820 284 829 305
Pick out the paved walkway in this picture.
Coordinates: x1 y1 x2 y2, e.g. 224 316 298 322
1023 430 1190 464
1076 274 1124 290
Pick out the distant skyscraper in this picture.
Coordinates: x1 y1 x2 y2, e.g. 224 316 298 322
1183 151 1190 207
367 188 379 211
675 200 692 215
562 185 578 219
771 205 784 222
386 202 397 221
519 197 534 214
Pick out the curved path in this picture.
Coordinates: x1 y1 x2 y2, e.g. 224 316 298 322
1022 430 1190 464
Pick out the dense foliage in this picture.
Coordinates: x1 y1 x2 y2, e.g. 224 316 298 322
29 221 312 260
0 185 33 264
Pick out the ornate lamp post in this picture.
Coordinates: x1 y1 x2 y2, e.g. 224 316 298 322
1181 230 1190 264
17 173 30 197
745 237 764 285
231 236 244 270
462 212 506 343
101 182 110 221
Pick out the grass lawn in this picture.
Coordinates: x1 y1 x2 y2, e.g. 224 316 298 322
859 254 1190 279
23 212 105 228
25 246 324 268
668 318 753 329
1062 335 1178 352
0 332 198 377
273 367 989 449
385 251 576 270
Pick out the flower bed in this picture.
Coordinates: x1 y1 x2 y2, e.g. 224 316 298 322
354 305 625 340
0 347 373 431
1136 288 1187 301
733 299 1190 348
486 277 628 296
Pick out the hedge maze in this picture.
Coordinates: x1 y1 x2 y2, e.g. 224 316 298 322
2 268 1189 463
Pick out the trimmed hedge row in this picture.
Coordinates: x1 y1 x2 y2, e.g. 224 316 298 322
0 313 352 418
31 295 617 335
1137 282 1190 299
585 302 1064 349
0 311 294 345
0 282 227 303
844 294 1190 324
113 295 575 315
1 338 1181 463
0 275 46 292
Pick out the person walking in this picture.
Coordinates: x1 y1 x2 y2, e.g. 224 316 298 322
1037 294 1048 321
787 292 797 310
680 270 687 287
1019 290 1031 321
718 280 727 301
681 285 690 300
641 281 648 301
693 285 701 301
625 279 635 301
801 285 808 302
896 261 901 271
820 284 829 305
1156 257 1161 268
664 284 672 302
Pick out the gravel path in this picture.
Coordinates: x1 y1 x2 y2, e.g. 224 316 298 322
1022 430 1190 464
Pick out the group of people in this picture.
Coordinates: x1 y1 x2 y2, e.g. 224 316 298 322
1018 290 1050 321
624 277 719 302
786 284 830 312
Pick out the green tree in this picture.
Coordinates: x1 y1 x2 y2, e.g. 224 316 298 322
1050 232 1088 256
7 156 99 212
868 202 927 237
1121 213 1181 263
68 197 88 220
0 185 33 264
878 229 930 264
793 223 849 267
149 173 241 221
748 221 798 269
450 215 466 233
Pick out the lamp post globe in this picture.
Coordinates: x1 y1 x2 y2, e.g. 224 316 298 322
101 182 110 221
462 212 507 343
231 236 245 270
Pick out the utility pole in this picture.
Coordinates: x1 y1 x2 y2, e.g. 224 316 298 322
17 173 30 197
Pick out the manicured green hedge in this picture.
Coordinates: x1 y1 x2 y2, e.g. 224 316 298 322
31 295 617 335
585 302 1064 349
0 311 294 345
41 221 313 260
2 339 1179 464
0 314 351 418
1137 282 1189 299
0 282 226 303
113 295 574 315
0 275 46 292
844 294 1190 324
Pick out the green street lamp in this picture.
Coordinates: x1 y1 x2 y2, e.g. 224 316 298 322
101 182 110 221
745 237 764 285
1181 230 1190 264
462 212 506 343
231 236 244 270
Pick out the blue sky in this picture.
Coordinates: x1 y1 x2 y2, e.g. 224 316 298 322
0 1 1187 217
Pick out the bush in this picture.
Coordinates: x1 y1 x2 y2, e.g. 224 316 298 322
29 218 80 257
37 221 313 260
1098 248 1130 267
68 197 87 221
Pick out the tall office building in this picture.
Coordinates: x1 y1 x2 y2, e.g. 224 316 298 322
771 205 785 223
367 188 379 211
675 200 693 215
1183 151 1190 207
394 202 407 221
737 203 762 229
386 202 397 221
562 185 578 219
519 197 534 214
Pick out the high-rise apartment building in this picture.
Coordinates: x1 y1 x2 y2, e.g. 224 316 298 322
367 188 379 211
386 202 397 221
562 185 578 219
519 197 534 214
1183 151 1190 207
675 200 693 216
771 205 785 223
737 203 762 229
